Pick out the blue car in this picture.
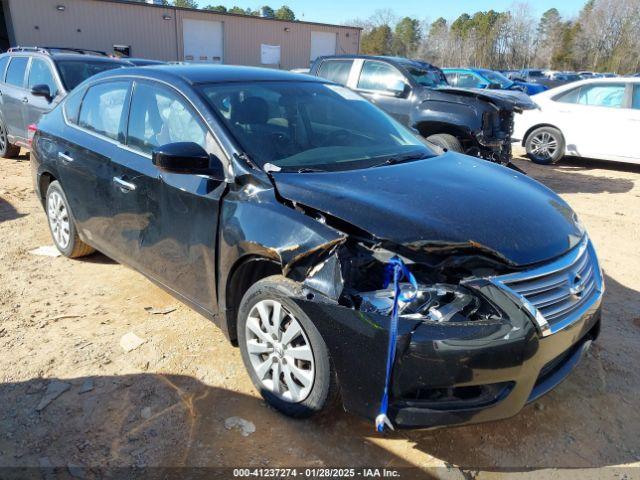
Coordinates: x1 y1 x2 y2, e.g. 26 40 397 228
443 68 548 95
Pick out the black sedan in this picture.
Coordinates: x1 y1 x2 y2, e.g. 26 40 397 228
30 65 604 429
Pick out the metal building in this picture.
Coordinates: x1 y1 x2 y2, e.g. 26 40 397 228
0 0 360 69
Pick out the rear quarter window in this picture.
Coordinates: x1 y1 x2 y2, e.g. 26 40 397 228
63 86 87 125
78 81 130 141
0 56 10 82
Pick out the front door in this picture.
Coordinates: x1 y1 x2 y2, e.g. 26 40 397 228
112 80 226 312
25 58 62 130
553 82 629 159
352 60 412 126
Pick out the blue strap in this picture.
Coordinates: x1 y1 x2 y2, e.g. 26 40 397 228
376 256 417 432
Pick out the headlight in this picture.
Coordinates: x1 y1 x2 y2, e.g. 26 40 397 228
357 283 500 323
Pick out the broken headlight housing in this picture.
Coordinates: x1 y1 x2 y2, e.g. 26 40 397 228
357 283 500 323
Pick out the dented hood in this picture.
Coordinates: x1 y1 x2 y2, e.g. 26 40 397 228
271 153 584 267
432 86 537 110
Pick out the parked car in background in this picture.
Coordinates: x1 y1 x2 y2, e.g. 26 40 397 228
578 71 596 79
310 55 536 165
290 68 310 74
0 46 130 157
514 78 640 164
546 71 581 84
513 69 565 89
442 68 548 95
31 64 603 429
123 58 166 67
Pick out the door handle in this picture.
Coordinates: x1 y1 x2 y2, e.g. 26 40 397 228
58 152 74 163
21 97 28 104
113 176 137 192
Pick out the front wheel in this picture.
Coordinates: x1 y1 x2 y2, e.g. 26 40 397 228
46 181 95 258
237 276 339 418
525 126 565 165
426 133 464 153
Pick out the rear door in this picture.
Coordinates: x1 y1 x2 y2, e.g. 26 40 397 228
56 80 132 255
352 59 412 126
315 59 354 86
25 57 63 129
114 79 226 312
2 56 30 144
623 83 640 161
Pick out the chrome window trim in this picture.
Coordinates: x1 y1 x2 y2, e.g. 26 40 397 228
487 236 604 337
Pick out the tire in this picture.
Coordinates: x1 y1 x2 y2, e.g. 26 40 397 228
45 181 95 258
426 133 464 153
0 118 21 159
237 275 339 418
525 126 565 165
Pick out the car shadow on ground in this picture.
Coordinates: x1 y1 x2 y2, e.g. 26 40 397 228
513 158 637 195
2 271 638 474
0 197 26 224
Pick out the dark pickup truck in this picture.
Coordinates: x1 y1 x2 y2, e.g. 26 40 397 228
310 55 536 165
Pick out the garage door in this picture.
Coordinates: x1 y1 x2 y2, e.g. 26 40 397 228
183 19 223 63
310 31 337 62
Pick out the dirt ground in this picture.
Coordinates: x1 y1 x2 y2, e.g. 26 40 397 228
0 149 639 479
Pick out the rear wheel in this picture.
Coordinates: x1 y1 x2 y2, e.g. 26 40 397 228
525 126 565 165
426 133 464 153
0 119 20 159
46 181 95 258
237 276 339 418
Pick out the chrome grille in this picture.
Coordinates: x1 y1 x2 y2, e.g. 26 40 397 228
491 237 603 337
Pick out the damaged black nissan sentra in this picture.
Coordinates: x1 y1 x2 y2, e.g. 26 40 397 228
30 65 604 429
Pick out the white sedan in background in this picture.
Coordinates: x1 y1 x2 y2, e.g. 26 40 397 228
513 78 640 165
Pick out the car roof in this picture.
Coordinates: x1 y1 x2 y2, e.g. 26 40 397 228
93 64 326 85
317 54 439 69
2 50 130 64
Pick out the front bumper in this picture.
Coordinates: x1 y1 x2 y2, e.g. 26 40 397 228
289 250 603 429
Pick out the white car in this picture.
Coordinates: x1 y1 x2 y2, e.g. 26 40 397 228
513 78 640 165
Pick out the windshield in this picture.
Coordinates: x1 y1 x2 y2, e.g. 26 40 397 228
200 81 436 172
479 70 513 88
403 66 448 88
56 60 125 90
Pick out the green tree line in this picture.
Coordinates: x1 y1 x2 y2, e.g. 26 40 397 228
130 1 296 20
353 0 640 74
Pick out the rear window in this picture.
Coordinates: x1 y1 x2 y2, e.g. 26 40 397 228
6 57 29 87
55 60 124 91
316 60 353 86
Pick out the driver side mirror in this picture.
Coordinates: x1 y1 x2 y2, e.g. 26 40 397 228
152 142 225 180
31 84 53 102
386 79 410 98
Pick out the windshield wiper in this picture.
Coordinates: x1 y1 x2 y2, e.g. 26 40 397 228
372 152 431 168
296 167 326 173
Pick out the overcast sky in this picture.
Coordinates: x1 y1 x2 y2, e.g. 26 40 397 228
194 0 586 25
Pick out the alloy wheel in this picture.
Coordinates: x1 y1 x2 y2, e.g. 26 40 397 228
530 131 558 159
245 299 315 402
47 191 71 249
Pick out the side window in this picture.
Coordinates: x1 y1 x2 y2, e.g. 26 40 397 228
632 85 640 110
577 84 625 108
127 82 207 155
456 72 481 88
317 60 353 86
28 59 58 97
5 57 29 88
357 61 405 92
63 86 87 125
0 56 10 82
444 72 458 86
78 81 130 140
